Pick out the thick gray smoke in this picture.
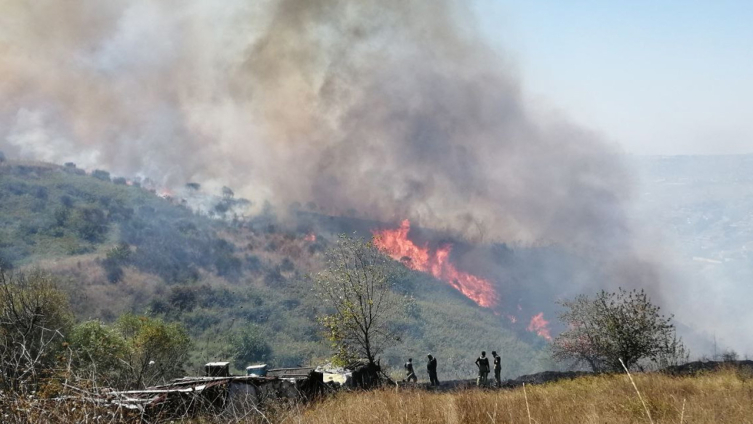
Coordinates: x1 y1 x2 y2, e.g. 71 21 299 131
4 0 735 355
0 0 634 250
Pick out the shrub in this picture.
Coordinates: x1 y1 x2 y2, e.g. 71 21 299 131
71 206 109 243
0 270 74 392
230 325 272 370
91 169 111 182
69 320 129 386
552 288 688 372
115 314 191 388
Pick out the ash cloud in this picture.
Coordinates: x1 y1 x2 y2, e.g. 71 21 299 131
0 0 634 250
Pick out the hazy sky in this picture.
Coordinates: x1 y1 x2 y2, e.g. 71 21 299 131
477 0 753 155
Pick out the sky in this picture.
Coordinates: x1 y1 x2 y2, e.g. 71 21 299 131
477 0 753 155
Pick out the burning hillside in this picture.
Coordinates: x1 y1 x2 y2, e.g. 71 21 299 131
373 219 551 339
0 0 671 346
373 220 498 308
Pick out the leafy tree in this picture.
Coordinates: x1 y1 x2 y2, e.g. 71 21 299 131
115 314 191 388
230 325 272 369
69 320 129 386
314 235 410 366
552 288 688 372
168 286 198 312
101 243 131 283
0 270 74 392
71 206 109 242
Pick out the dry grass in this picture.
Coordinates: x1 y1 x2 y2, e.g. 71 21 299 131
4 369 753 423
293 369 753 424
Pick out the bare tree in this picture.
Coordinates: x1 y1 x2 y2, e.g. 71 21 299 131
0 270 73 392
552 288 688 372
314 235 410 366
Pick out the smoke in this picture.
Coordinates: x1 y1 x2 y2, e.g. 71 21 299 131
0 0 635 250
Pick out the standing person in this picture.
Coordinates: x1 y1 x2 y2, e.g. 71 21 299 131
492 351 502 388
475 351 490 387
404 358 417 383
427 354 439 386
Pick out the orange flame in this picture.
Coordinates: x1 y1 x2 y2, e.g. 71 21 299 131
373 220 498 308
304 233 317 242
527 312 552 340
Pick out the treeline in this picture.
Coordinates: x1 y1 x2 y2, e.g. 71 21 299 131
0 270 192 393
0 268 287 394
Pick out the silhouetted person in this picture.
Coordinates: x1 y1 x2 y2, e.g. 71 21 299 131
427 354 439 386
475 351 490 387
492 351 501 387
404 358 417 383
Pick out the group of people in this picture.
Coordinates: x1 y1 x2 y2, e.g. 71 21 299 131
474 351 502 387
403 351 502 387
404 354 439 386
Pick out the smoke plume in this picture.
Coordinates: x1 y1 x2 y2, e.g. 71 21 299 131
0 0 634 250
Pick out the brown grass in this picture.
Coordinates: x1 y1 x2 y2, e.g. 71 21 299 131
293 369 753 424
4 369 753 423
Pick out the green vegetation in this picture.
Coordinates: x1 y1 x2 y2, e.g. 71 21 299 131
0 160 549 379
0 270 73 391
552 289 688 372
0 270 191 391
314 235 411 366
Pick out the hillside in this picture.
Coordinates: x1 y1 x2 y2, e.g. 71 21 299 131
0 159 553 379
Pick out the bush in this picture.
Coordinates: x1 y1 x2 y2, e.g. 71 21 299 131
0 270 74 392
91 169 110 182
552 288 688 372
169 286 198 312
230 325 272 370
115 314 191 388
69 321 130 386
71 206 109 243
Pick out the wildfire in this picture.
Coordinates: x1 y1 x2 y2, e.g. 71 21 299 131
304 233 317 242
157 189 174 199
372 220 498 308
527 312 552 340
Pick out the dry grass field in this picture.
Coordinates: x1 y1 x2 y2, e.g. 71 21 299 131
290 368 753 424
4 368 752 423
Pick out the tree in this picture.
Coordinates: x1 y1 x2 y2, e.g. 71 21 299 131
552 288 688 372
115 314 191 388
72 206 110 242
230 325 272 370
69 320 130 387
314 235 410 366
0 270 74 392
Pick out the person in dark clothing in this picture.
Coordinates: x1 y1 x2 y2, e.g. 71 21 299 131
492 351 502 387
404 358 417 382
427 354 439 386
475 351 490 387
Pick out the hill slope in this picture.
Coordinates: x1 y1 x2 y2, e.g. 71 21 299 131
0 159 553 379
